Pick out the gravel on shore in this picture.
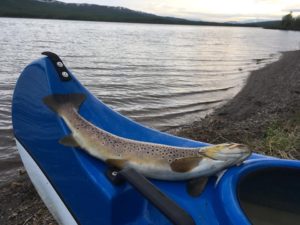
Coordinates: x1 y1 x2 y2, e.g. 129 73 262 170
1 50 299 225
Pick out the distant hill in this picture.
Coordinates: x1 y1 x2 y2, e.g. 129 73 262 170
0 0 219 25
245 20 282 28
0 0 283 29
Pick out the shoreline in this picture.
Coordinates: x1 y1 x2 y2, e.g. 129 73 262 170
0 50 299 224
174 50 300 159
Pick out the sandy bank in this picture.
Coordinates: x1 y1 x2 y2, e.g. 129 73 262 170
1 50 299 224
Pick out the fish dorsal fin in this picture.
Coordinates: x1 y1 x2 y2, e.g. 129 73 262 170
170 157 202 173
106 159 128 169
59 135 79 147
187 177 209 197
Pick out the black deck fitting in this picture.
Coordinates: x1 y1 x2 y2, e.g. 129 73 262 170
42 52 72 81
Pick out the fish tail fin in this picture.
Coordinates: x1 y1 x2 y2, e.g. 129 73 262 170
43 93 86 114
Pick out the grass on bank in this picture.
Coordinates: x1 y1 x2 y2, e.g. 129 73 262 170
250 114 300 159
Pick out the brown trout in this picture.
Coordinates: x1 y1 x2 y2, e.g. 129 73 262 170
43 93 251 182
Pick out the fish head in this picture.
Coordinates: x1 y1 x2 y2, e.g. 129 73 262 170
199 143 252 166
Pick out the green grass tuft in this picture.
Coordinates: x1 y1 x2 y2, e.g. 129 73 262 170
256 114 300 159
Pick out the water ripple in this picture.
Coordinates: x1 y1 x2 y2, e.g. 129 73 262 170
0 18 300 169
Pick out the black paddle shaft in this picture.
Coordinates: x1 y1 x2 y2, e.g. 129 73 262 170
108 167 195 225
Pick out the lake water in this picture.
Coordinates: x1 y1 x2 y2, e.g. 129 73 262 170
0 18 300 183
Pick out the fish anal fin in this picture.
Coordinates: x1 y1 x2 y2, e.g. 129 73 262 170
170 157 202 173
59 135 79 147
106 159 127 169
187 177 209 197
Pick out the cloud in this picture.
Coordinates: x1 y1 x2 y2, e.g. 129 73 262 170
254 0 280 2
60 0 300 21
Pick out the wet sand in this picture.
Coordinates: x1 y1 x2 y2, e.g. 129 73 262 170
0 50 299 224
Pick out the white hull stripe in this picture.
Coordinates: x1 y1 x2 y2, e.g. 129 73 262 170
16 140 78 225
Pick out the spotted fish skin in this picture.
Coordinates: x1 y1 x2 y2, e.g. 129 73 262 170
43 94 251 181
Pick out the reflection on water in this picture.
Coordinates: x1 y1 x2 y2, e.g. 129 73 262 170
0 18 300 182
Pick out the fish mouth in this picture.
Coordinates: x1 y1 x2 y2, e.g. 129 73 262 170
200 143 252 162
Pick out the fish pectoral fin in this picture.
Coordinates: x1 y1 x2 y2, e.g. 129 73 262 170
170 157 202 173
187 177 209 197
59 135 79 147
199 145 222 160
106 159 128 169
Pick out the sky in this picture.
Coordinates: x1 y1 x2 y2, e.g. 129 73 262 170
60 0 300 22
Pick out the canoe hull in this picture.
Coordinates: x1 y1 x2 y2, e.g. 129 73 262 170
12 53 300 225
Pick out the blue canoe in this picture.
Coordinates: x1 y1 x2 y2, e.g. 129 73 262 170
12 52 300 225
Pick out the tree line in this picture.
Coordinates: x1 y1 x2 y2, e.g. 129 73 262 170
281 12 300 30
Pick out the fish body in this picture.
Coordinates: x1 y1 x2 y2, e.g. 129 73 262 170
43 94 251 181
